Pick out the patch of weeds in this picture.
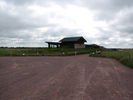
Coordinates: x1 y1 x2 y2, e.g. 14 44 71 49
120 58 133 68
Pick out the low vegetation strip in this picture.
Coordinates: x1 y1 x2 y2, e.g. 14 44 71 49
0 47 97 56
90 50 133 68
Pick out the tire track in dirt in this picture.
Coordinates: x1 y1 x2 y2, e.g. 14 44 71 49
11 59 18 68
17 59 77 100
36 56 89 100
10 59 34 77
110 61 121 79
97 58 130 100
73 59 101 100
0 58 42 100
21 59 35 68
109 60 130 100
0 59 35 97
11 58 34 69
94 59 125 100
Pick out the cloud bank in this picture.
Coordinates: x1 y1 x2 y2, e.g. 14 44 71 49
0 0 133 48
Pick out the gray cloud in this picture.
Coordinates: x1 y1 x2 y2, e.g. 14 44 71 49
0 0 133 48
2 0 36 6
110 8 133 34
0 8 55 31
44 28 82 38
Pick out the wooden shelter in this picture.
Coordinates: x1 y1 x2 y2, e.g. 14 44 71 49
46 36 87 49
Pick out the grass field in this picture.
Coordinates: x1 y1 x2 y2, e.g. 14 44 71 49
0 47 97 56
1 47 132 68
90 50 133 68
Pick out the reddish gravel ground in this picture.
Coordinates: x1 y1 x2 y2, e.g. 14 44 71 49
0 54 133 100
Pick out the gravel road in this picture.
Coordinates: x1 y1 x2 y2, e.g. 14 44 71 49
0 54 133 100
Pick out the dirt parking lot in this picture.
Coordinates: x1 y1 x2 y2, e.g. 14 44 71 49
0 54 133 100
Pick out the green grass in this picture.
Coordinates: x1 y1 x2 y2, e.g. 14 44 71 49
0 47 97 56
90 50 133 68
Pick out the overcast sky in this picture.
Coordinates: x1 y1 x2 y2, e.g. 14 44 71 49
0 0 133 48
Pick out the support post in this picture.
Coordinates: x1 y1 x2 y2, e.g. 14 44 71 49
48 43 50 48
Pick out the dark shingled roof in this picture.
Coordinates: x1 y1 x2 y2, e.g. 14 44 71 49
59 36 87 42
